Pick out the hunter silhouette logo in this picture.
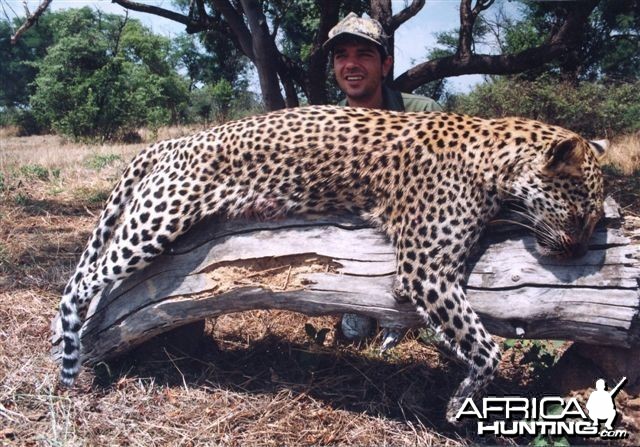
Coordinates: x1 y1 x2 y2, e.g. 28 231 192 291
455 376 629 439
586 377 627 430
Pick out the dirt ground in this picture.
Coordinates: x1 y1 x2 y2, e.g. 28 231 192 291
1 130 639 446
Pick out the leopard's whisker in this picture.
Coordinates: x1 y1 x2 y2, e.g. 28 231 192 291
506 211 561 248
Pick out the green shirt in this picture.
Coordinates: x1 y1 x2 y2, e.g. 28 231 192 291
338 85 442 112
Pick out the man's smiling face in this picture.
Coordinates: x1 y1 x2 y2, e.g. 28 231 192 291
332 38 392 108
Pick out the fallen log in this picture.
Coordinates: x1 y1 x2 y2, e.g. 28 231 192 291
52 197 640 375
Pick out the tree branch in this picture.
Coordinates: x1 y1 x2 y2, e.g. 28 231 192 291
210 0 255 60
395 0 598 91
304 0 341 104
239 0 285 109
458 0 493 58
111 0 211 33
111 0 255 60
370 0 392 30
269 0 294 40
458 0 474 58
195 0 210 24
472 0 494 17
111 10 129 56
10 0 52 44
388 0 425 32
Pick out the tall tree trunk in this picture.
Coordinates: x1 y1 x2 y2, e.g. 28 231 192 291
281 74 300 107
305 0 342 104
370 0 394 80
239 0 286 110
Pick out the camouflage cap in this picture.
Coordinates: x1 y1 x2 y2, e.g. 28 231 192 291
323 12 389 56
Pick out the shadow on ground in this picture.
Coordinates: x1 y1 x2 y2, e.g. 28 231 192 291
89 321 544 444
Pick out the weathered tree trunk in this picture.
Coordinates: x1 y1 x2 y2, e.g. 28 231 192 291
239 0 286 110
51 198 640 379
370 0 395 77
304 0 341 105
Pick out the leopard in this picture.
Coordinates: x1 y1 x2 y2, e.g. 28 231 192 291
56 105 605 422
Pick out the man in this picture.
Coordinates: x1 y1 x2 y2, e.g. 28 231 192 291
324 12 441 113
323 12 442 342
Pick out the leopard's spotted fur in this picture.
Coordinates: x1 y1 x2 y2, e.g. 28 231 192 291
57 105 605 422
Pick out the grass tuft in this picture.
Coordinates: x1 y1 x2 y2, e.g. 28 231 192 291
85 154 123 171
19 164 51 181
73 187 110 205
604 134 640 176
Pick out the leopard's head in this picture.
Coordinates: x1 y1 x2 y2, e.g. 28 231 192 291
506 135 606 258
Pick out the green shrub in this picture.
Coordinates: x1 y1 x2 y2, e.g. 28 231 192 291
184 82 263 125
85 154 122 170
14 192 30 206
28 9 189 141
73 187 110 204
87 190 110 204
19 164 50 181
12 109 47 136
450 77 640 138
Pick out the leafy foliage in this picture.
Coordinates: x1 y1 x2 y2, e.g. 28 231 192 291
171 19 249 93
450 76 640 138
502 339 565 388
2 2 639 136
431 0 639 111
504 0 640 82
25 8 189 141
0 16 54 108
85 154 123 171
185 80 263 124
19 164 53 181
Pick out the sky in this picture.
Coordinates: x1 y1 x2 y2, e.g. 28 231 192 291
11 0 521 94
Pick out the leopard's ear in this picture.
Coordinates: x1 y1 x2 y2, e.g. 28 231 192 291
589 139 609 159
543 136 585 177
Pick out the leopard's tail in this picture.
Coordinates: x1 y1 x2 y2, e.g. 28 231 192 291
58 143 164 387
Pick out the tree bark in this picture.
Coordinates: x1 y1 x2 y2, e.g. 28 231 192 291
51 198 640 366
304 0 342 105
238 0 286 110
10 0 52 44
371 0 426 87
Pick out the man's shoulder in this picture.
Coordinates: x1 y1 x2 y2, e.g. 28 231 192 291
400 92 442 112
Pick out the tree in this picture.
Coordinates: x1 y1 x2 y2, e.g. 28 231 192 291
172 32 248 93
499 0 640 83
444 1 640 137
27 8 189 140
62 0 420 109
0 14 54 108
9 0 604 111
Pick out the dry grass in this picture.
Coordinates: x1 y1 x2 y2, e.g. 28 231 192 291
604 134 640 176
0 125 198 187
602 134 640 217
1 128 639 446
